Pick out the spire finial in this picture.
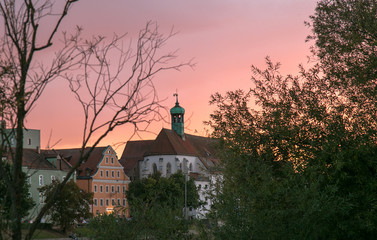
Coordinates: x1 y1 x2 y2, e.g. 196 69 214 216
173 90 179 105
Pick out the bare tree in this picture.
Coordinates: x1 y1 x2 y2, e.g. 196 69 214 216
0 1 191 240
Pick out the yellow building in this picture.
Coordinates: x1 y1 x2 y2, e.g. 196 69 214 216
56 146 130 217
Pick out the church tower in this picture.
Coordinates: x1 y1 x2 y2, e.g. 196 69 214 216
170 93 185 137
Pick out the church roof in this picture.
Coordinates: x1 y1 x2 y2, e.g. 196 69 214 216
120 129 220 173
119 140 154 174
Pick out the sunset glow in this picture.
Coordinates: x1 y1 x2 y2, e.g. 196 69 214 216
26 0 317 156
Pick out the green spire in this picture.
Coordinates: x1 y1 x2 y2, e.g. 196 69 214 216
170 93 185 137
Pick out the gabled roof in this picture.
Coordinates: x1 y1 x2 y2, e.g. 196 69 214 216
120 128 220 173
54 146 108 178
22 149 72 171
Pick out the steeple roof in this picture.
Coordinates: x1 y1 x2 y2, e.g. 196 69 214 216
170 93 185 114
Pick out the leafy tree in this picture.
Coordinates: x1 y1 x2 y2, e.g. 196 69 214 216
207 57 377 239
206 1 377 237
127 172 200 239
307 0 377 86
0 161 34 240
128 172 201 211
87 172 201 240
39 180 92 233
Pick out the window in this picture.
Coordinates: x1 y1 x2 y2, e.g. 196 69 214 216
111 186 115 193
189 163 193 171
117 199 121 206
117 186 120 193
94 185 97 192
152 163 158 174
94 199 98 206
105 157 109 163
100 170 103 177
100 185 103 193
28 138 31 145
159 158 163 171
123 198 127 206
123 186 126 193
106 199 109 206
106 186 109 193
111 171 114 177
51 175 56 182
112 198 115 206
100 199 103 206
166 162 171 177
111 157 114 164
106 171 109 177
117 171 120 178
38 175 44 186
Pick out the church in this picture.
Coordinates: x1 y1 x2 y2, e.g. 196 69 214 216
119 95 220 218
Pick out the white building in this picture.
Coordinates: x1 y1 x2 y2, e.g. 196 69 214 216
120 95 220 218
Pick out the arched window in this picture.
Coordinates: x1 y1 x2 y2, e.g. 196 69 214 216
152 163 158 174
166 162 172 177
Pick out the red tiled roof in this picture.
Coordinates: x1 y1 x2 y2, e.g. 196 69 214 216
120 128 219 173
119 140 153 173
54 146 108 177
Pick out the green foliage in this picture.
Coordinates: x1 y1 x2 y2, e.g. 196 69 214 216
87 210 192 240
39 180 93 233
206 2 377 235
127 171 201 213
87 172 201 239
308 0 377 86
0 161 34 233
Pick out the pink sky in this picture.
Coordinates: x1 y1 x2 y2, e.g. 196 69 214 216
27 0 317 157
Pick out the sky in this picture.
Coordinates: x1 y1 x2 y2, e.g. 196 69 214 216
26 0 318 157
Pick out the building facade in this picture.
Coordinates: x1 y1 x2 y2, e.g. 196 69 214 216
18 131 75 223
56 146 130 217
120 95 220 218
